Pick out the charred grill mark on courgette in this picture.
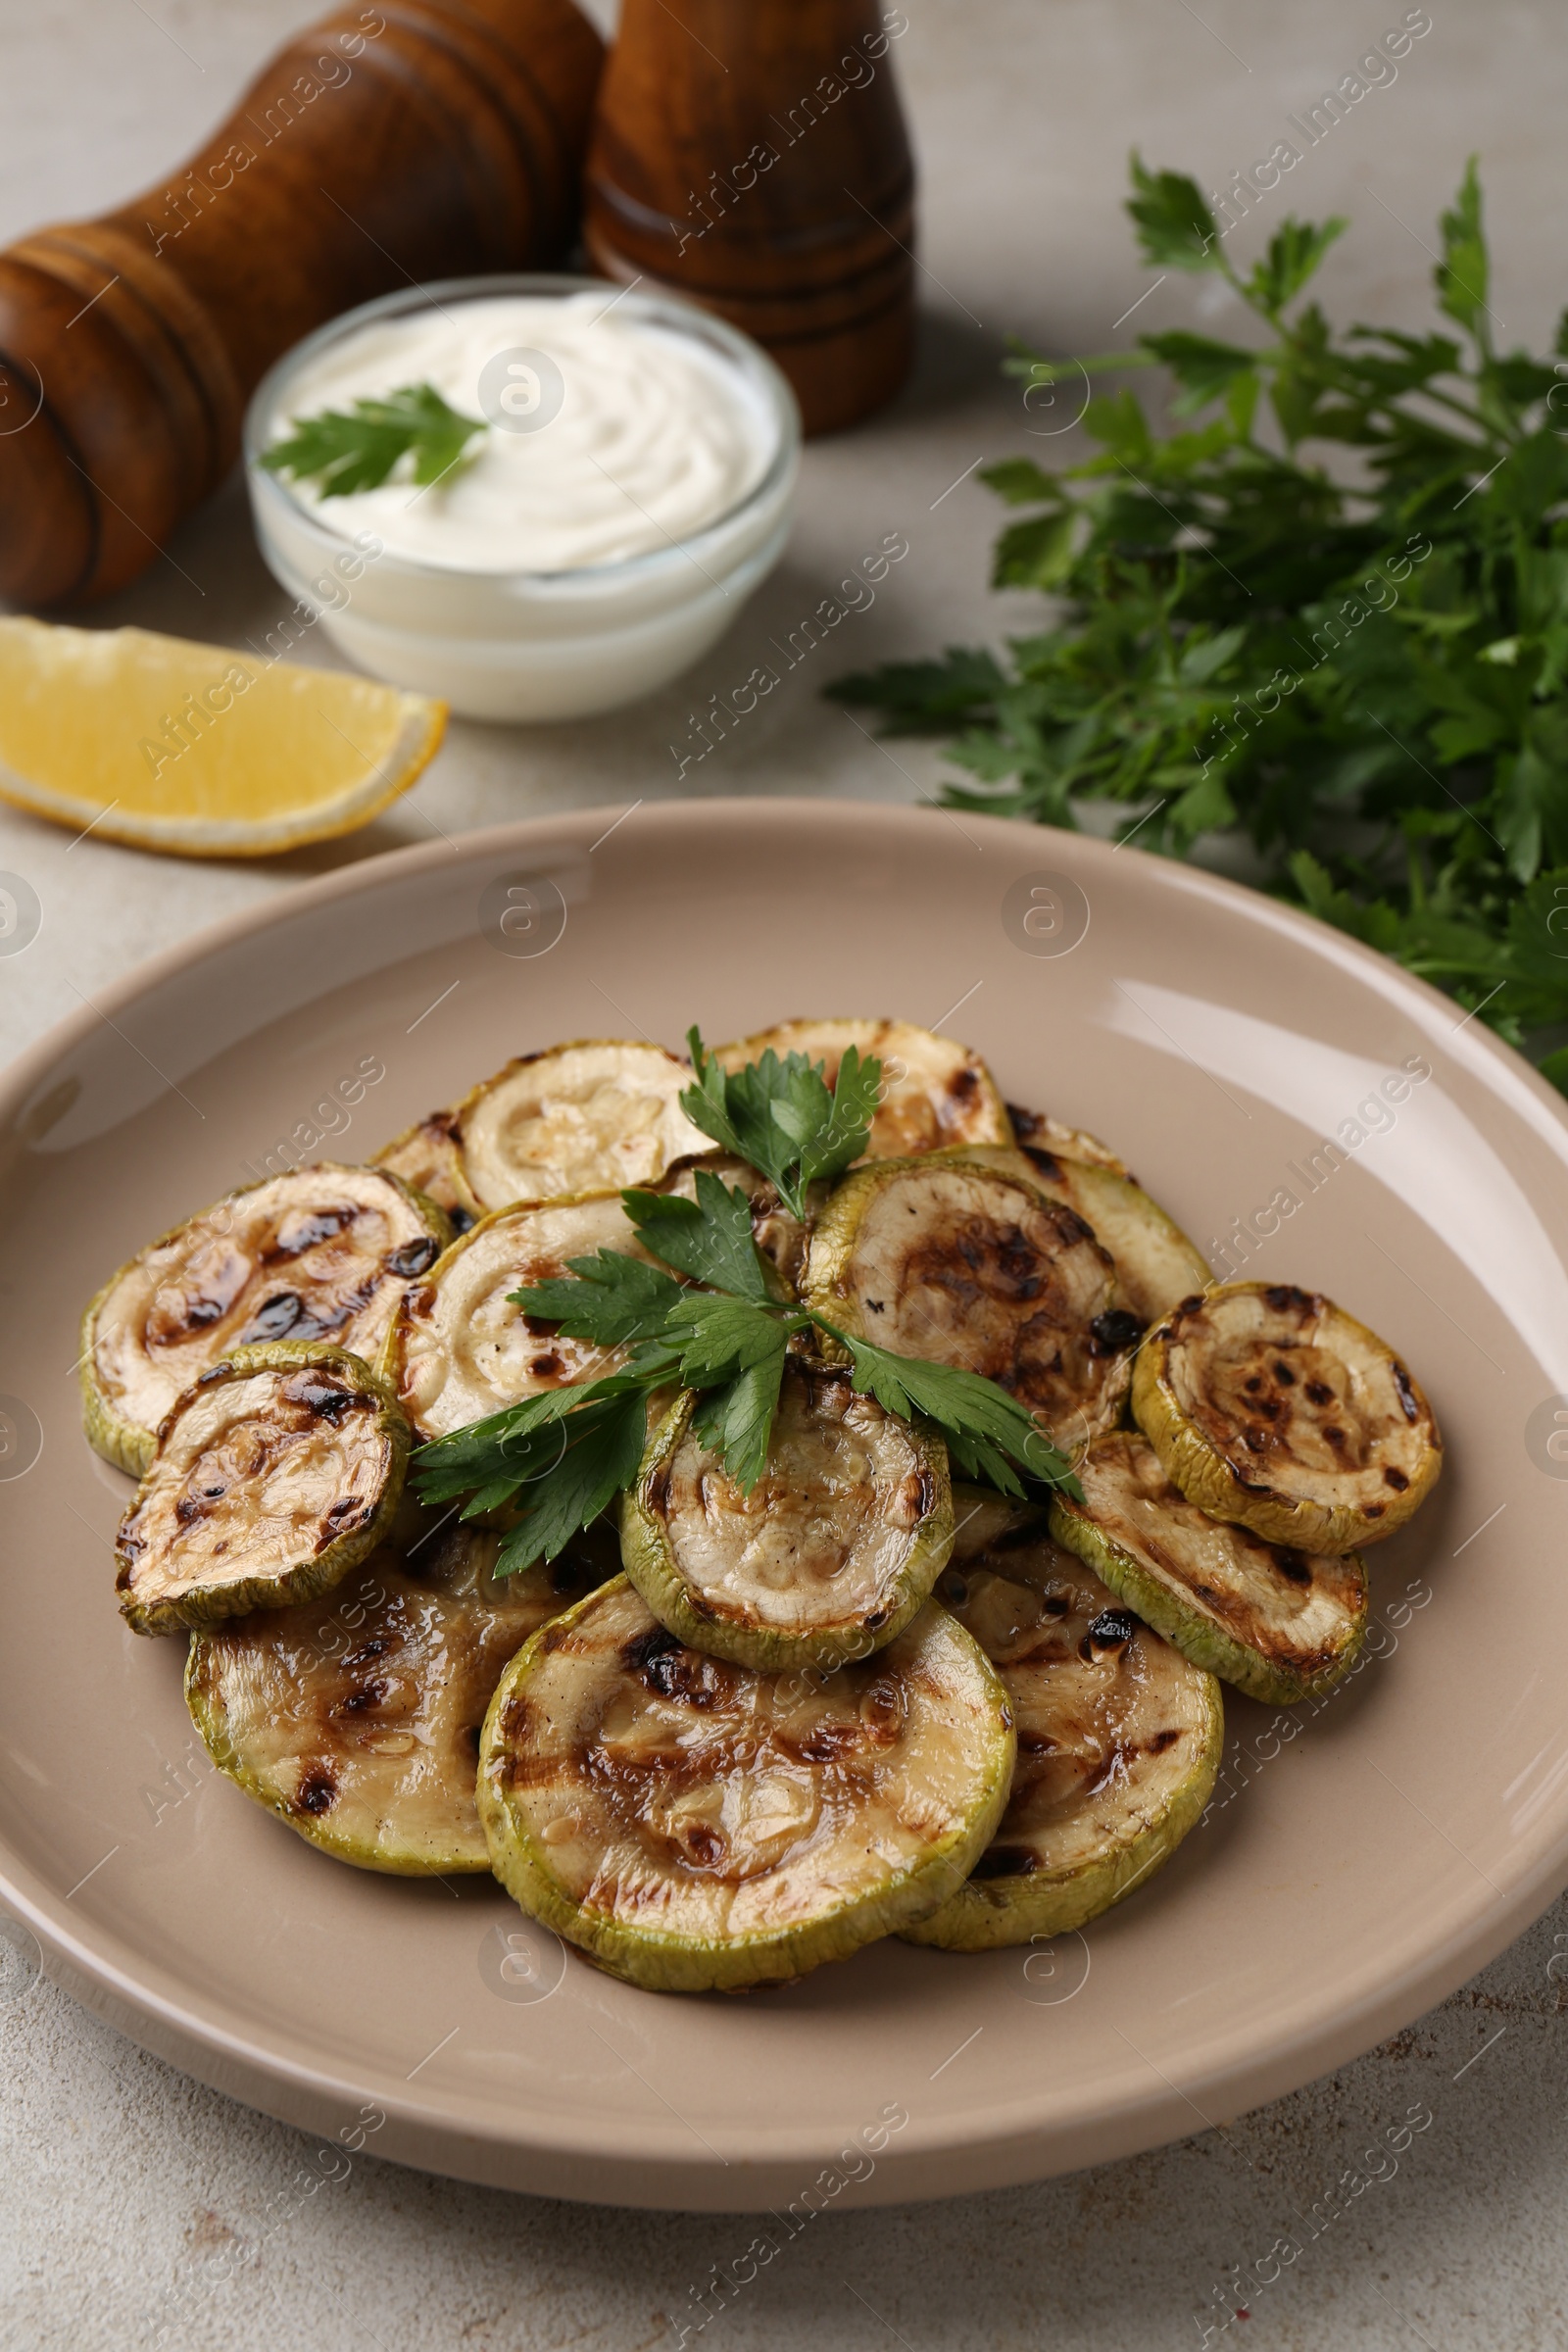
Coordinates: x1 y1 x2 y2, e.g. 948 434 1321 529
994 1121 1213 1329
904 1495 1221 1950
116 1341 411 1635
477 1578 1014 1991
1051 1430 1368 1704
81 1165 452 1476
389 1189 671 1441
1006 1102 1130 1178
185 1518 607 1873
804 1154 1127 1451
1132 1282 1442 1552
958 1137 1209 1341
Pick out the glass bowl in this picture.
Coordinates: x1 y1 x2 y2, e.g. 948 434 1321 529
243 275 801 724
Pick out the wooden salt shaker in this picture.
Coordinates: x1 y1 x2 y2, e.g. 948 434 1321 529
0 0 603 608
583 0 916 436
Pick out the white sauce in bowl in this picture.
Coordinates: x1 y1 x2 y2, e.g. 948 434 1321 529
270 292 776 574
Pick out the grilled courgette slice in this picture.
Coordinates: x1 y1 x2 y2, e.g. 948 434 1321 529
904 1494 1222 1950
388 1189 671 1441
453 1039 709 1213
619 1362 953 1670
1051 1430 1367 1703
478 1578 1014 1991
1132 1282 1442 1552
186 1520 608 1874
1007 1102 1129 1177
81 1164 451 1476
115 1342 410 1635
803 1152 1127 1451
1002 1135 1212 1327
715 1018 1012 1158
369 1109 482 1230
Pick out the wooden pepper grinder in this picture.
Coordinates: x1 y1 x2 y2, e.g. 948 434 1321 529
583 0 915 436
0 0 603 608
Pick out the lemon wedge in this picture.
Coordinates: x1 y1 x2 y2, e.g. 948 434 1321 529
0 618 446 857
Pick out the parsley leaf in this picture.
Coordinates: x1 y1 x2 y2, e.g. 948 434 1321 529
797 1047 881 1188
411 1366 662 1511
1125 154 1220 273
679 1032 747 1159
260 381 487 498
510 1250 685 1346
665 1292 790 1392
1436 157 1489 342
622 1171 774 1299
812 1315 1082 1500
690 1360 788 1494
828 157 1568 1094
493 1388 651 1575
681 1028 880 1216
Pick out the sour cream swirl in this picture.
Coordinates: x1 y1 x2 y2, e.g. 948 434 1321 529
270 292 777 574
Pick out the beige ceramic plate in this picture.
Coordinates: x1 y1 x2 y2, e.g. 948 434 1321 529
2 802 1565 2211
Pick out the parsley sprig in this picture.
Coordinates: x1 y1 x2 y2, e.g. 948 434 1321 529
412 1151 1080 1577
260 381 487 498
830 158 1568 1092
679 1027 881 1217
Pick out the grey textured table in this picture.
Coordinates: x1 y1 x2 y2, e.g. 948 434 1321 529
4 3 1568 2345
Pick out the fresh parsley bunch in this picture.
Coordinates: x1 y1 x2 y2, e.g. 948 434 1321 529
830 158 1568 1089
412 1032 1079 1575
260 381 487 497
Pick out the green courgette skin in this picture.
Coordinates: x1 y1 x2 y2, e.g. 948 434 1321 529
185 1521 602 1874
803 1152 1128 1448
1132 1283 1442 1554
478 1580 1016 1994
79 1306 154 1478
618 1386 955 1673
80 1165 451 1476
902 1494 1223 1952
116 1341 410 1636
1049 1492 1366 1706
902 1701 1221 1952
